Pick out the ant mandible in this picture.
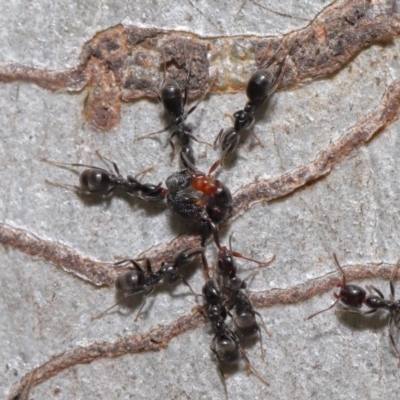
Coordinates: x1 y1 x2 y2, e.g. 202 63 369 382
136 56 211 168
307 253 400 364
92 247 205 321
42 151 167 202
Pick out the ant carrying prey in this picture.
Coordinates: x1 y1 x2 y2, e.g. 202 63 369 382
166 159 232 246
307 253 400 364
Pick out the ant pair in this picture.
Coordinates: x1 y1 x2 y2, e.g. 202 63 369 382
202 278 269 397
42 151 167 203
307 253 400 364
136 56 211 169
92 247 207 321
215 47 288 164
201 238 275 396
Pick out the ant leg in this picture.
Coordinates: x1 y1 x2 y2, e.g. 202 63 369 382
334 308 378 316
230 250 275 267
210 342 229 400
44 179 115 197
239 347 270 386
201 249 211 280
114 259 145 272
209 221 222 250
183 55 193 109
144 258 153 274
91 297 127 321
45 179 89 195
94 150 121 176
214 128 224 147
180 150 197 171
251 131 265 148
254 310 272 338
169 274 197 295
366 285 384 299
136 121 176 141
184 132 213 148
41 158 111 175
305 298 341 320
332 253 347 286
227 232 276 267
160 52 167 95
390 257 400 300
388 313 400 366
134 287 155 322
224 113 235 124
132 166 154 179
265 54 289 97
185 84 209 117
168 131 178 162
259 41 284 69
208 159 222 176
257 324 265 362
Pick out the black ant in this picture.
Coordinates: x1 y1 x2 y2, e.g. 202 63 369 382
202 278 270 398
92 247 205 321
42 151 167 202
165 160 232 247
215 50 288 163
216 236 274 360
136 57 211 168
307 253 400 364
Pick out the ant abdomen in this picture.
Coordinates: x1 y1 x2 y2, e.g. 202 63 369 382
161 79 184 117
79 168 112 193
205 183 233 225
115 269 145 293
213 334 240 364
235 310 258 339
246 69 273 103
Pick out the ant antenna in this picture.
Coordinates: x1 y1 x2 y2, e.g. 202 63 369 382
305 253 346 320
91 297 126 321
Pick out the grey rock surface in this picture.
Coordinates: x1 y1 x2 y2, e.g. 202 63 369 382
1 1 400 399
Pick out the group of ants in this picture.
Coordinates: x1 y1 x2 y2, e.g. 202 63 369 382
44 47 400 395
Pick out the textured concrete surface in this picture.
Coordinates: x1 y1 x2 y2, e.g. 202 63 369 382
1 1 400 399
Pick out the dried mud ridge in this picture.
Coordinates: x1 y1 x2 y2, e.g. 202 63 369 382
0 0 399 130
3 0 400 398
